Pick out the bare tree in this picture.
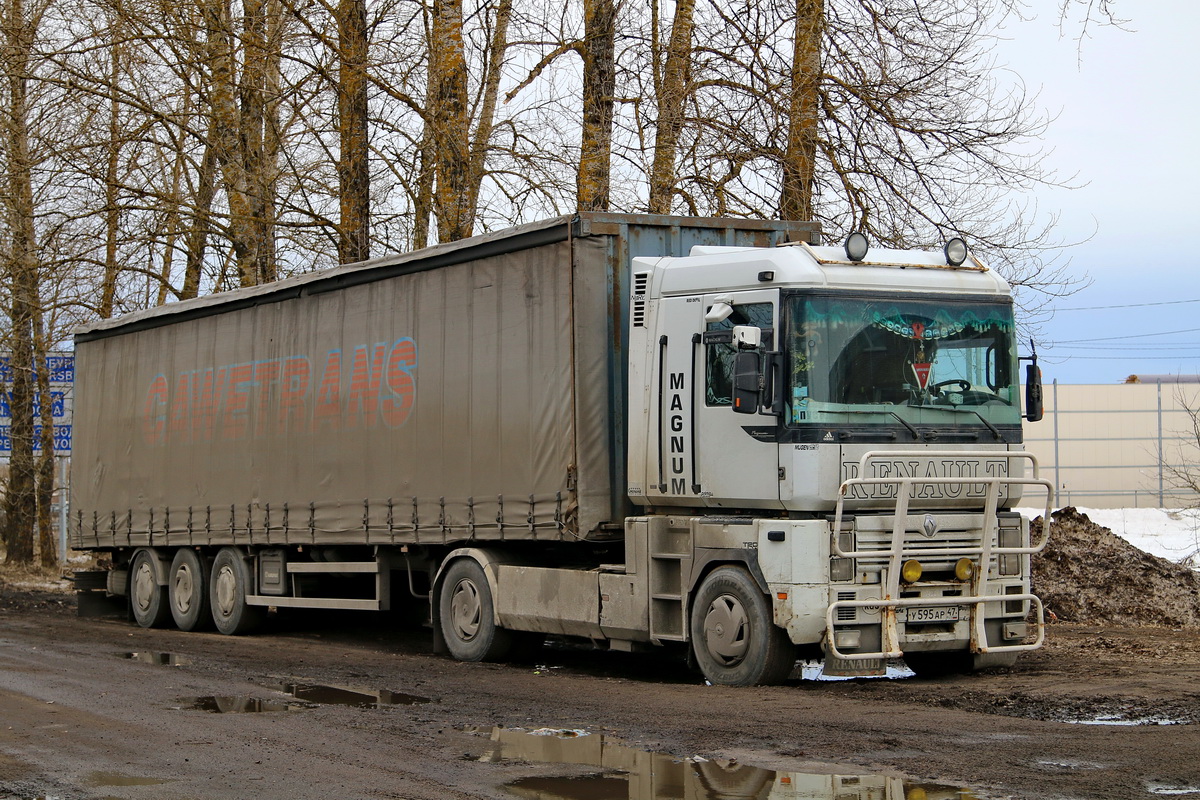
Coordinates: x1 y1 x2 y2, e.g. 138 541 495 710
1163 390 1200 512
646 0 694 213
1 0 41 564
336 0 370 262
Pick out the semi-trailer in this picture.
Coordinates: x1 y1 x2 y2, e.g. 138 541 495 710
70 212 1051 685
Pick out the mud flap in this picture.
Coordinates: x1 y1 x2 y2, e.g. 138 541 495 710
822 655 885 678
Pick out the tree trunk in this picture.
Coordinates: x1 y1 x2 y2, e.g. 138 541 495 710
463 0 512 220
779 0 822 221
428 0 472 241
182 133 218 300
412 127 434 249
337 0 370 263
99 29 122 318
2 0 37 564
34 311 56 568
647 0 694 214
577 0 615 212
201 0 257 286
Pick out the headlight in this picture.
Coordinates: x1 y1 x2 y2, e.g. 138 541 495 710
901 559 923 583
944 237 968 266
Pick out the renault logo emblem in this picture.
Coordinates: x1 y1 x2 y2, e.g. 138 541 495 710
921 514 939 539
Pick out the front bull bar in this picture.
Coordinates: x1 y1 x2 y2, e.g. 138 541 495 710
826 451 1054 662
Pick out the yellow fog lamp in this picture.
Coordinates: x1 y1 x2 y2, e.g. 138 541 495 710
900 559 923 583
954 557 975 581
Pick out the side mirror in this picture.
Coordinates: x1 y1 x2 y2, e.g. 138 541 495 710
732 351 761 414
1024 363 1044 422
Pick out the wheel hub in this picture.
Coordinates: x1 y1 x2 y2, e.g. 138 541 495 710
215 566 237 617
450 579 482 641
703 594 749 666
174 565 194 613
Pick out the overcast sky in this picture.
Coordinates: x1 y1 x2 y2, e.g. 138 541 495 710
995 2 1200 384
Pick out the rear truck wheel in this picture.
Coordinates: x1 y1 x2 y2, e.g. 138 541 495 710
690 566 795 686
210 548 265 635
438 559 514 662
169 548 213 632
129 549 171 628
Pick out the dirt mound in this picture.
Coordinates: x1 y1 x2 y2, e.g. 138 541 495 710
1032 506 1200 627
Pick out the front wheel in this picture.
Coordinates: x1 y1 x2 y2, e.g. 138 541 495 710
438 559 514 662
690 566 795 686
210 548 265 635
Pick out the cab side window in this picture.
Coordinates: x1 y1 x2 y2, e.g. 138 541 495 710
704 302 773 406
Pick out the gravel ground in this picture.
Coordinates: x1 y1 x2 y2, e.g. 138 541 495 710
2 510 1199 800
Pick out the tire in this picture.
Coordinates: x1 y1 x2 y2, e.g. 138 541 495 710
169 548 213 632
438 559 514 662
210 548 265 635
690 566 795 686
129 549 172 628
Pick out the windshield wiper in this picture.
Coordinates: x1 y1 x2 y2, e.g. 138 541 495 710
910 404 1003 440
819 408 921 440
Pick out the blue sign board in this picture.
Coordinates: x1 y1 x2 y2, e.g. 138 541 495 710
0 352 73 454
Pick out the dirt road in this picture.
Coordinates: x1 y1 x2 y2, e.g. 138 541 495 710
2 588 1199 800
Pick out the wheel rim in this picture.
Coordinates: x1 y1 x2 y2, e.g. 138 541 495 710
214 564 237 618
133 560 155 614
702 593 749 666
173 564 195 614
449 578 482 642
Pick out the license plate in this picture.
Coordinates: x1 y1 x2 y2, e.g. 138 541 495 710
905 606 960 623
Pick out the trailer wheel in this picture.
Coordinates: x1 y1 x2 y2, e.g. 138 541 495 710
439 559 514 662
210 548 265 635
690 566 795 686
130 549 171 628
169 548 213 631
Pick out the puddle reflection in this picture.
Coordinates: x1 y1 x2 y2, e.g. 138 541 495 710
187 696 303 713
480 727 977 800
279 682 429 707
121 651 192 667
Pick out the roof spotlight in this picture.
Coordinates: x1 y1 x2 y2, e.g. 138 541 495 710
944 236 968 267
844 232 869 262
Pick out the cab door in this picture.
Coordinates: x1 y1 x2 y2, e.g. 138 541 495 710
691 290 783 509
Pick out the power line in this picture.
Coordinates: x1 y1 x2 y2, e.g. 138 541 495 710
1055 297 1200 311
1051 354 1200 361
1050 326 1200 344
1053 344 1200 351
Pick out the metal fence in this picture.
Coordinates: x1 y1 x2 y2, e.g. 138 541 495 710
1022 381 1200 509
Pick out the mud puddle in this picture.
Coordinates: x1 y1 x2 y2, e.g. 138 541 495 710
1147 782 1200 796
180 682 429 714
954 692 1200 726
184 696 305 713
471 726 980 799
278 682 429 707
121 651 192 666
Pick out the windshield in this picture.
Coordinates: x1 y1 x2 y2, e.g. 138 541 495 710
785 294 1021 430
